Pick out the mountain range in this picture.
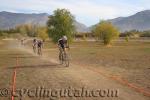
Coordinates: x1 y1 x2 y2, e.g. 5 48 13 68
108 10 150 32
0 10 150 32
0 11 88 32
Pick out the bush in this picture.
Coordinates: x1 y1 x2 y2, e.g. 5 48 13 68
125 35 129 42
47 9 75 43
141 31 150 37
37 27 49 41
93 21 120 45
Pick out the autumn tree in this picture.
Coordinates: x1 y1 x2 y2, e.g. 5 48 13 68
93 21 120 45
47 9 75 43
37 27 49 42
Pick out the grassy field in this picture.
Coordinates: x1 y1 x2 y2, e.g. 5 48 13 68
42 40 150 91
0 39 150 100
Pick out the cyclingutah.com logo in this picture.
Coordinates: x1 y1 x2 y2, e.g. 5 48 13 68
0 86 119 99
0 88 9 97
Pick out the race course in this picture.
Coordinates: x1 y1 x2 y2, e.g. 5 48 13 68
0 40 150 100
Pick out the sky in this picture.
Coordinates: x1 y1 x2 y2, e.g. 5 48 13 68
0 0 150 26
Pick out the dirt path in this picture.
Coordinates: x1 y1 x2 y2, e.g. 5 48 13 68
0 40 149 100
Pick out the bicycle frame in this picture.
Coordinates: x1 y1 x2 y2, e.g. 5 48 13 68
59 47 69 67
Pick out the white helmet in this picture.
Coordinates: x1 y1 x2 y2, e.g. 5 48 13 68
62 35 67 40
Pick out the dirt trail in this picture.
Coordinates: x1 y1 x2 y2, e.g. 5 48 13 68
0 40 149 100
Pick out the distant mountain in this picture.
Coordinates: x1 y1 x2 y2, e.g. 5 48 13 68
0 11 89 32
108 10 150 32
0 11 48 29
3 10 150 33
73 20 90 32
89 10 150 32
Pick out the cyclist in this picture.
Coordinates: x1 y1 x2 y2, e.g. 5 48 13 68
58 35 69 62
21 39 25 46
32 39 37 53
21 39 24 46
58 35 69 51
37 40 43 56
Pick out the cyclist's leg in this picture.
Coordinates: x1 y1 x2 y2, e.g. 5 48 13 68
59 48 61 60
40 47 42 55
62 47 66 61
63 48 69 67
59 47 64 64
38 47 40 55
33 46 35 53
58 46 62 58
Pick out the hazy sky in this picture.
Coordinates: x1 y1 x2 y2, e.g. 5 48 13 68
0 0 150 26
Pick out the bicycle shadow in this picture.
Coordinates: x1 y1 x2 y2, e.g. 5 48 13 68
6 63 67 69
10 56 37 59
6 53 29 56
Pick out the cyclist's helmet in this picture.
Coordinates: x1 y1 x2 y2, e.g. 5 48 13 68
62 35 67 41
33 39 36 42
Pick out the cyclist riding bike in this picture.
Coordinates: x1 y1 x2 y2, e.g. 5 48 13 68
32 39 37 53
58 36 70 66
37 40 43 56
58 35 69 52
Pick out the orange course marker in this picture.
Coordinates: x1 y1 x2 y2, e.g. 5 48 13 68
11 56 19 100
87 67 150 97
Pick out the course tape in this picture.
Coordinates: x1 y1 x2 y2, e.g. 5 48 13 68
89 67 150 97
11 56 18 100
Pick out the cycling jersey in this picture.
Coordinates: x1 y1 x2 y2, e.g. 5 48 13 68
33 39 37 46
37 41 43 48
58 39 65 49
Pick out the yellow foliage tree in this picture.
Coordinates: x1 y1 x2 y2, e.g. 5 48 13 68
93 21 120 45
37 27 49 42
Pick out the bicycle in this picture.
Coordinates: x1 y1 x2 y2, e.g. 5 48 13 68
33 45 37 54
37 47 42 56
59 47 70 67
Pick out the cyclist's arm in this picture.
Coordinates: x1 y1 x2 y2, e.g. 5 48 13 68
32 43 34 47
65 41 70 50
66 40 69 48
41 42 44 48
57 40 61 48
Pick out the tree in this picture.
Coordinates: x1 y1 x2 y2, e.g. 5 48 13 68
37 27 49 42
16 24 38 37
93 21 120 45
125 35 129 42
141 30 150 37
47 9 75 43
16 25 28 35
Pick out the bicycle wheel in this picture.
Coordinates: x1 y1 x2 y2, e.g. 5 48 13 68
64 53 69 67
38 48 42 56
33 46 36 54
59 52 63 64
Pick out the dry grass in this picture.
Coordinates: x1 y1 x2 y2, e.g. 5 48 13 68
0 39 149 100
43 40 150 91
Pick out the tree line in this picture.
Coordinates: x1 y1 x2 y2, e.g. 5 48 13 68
0 8 150 45
120 30 150 37
0 24 48 41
